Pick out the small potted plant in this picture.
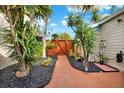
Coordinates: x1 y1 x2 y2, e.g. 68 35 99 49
100 54 108 65
41 57 51 67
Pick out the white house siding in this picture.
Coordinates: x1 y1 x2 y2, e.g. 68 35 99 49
91 32 101 62
80 31 101 62
0 13 17 69
100 13 124 59
0 13 10 57
98 13 124 71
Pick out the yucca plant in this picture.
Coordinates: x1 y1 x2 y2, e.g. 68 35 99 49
17 25 43 68
0 21 43 70
72 35 81 57
0 5 51 77
67 14 95 72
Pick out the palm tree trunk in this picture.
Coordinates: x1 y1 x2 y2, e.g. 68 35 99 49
42 17 48 58
42 36 47 58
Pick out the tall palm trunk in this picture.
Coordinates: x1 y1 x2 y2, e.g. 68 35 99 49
42 17 48 58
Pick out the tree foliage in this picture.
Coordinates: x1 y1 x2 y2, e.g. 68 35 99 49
67 13 95 67
91 6 100 23
51 33 71 40
0 5 52 76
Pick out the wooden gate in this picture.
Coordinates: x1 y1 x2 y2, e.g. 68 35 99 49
46 40 72 56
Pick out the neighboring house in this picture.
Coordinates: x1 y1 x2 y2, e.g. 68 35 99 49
92 9 124 71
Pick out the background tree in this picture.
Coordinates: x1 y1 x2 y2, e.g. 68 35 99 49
51 33 58 40
42 16 48 58
70 5 101 22
109 5 124 14
44 7 52 58
57 32 71 40
51 33 71 40
33 6 52 58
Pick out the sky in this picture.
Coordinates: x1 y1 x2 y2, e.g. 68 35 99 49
48 5 75 37
46 5 75 39
39 5 124 39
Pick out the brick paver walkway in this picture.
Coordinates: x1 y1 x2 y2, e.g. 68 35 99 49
45 55 124 88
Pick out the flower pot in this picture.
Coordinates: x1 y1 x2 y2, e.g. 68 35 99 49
100 60 104 65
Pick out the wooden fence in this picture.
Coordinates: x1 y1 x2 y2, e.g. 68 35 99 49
46 40 72 56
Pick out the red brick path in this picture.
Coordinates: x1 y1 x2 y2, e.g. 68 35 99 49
45 55 124 88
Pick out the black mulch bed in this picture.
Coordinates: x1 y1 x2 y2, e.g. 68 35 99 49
67 56 103 72
0 56 57 88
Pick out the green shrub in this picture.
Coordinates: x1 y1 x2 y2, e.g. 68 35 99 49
100 54 108 61
46 41 56 49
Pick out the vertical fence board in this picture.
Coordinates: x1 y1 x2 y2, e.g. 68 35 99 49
46 40 72 56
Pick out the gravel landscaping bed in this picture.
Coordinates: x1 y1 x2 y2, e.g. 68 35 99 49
0 56 57 88
67 56 102 72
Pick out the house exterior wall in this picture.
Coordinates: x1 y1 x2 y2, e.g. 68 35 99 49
80 31 101 62
0 13 10 57
0 14 30 57
0 14 17 69
100 13 124 58
96 12 124 71
91 32 101 62
0 14 9 29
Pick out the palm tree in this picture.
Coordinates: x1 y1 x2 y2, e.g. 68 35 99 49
71 5 94 17
77 5 94 14
71 5 100 23
42 16 48 58
36 6 52 58
32 6 52 58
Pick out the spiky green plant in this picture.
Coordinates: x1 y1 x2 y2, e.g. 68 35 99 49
0 21 43 69
0 5 52 76
67 14 95 70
